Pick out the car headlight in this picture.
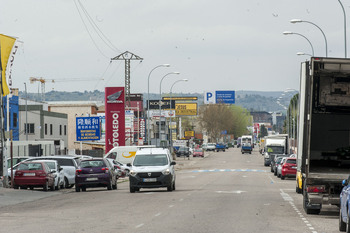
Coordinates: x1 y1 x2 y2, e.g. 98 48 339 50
264 153 270 159
162 169 170 175
129 170 137 176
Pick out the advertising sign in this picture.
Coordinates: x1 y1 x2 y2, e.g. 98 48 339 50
204 90 235 104
162 96 198 101
139 118 146 140
184 131 195 137
76 117 101 141
147 110 176 118
148 100 176 109
105 87 125 152
175 103 197 116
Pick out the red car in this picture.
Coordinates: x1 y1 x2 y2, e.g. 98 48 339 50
193 148 204 157
280 158 297 180
14 161 55 191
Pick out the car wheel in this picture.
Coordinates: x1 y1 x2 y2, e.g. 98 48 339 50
55 180 60 190
82 187 86 192
30 186 34 190
13 185 19 189
167 183 173 192
75 185 80 192
112 179 117 190
270 166 274 172
60 179 65 189
277 173 281 178
281 176 285 180
64 177 70 189
339 208 346 232
107 179 113 190
130 186 135 193
50 182 55 191
274 170 277 176
346 212 350 233
43 181 49 191
172 181 176 191
20 186 27 189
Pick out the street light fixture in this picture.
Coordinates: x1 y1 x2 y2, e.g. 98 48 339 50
147 64 170 145
158 72 180 147
290 19 328 57
296 52 313 57
283 31 315 57
169 78 188 154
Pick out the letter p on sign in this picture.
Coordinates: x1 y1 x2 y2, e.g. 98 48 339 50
204 91 215 104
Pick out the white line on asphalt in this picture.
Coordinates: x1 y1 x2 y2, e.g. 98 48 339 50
280 189 317 233
169 205 174 208
179 199 184 202
135 224 144 228
155 213 161 217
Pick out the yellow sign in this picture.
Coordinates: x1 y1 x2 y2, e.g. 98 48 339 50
184 131 195 137
175 103 197 116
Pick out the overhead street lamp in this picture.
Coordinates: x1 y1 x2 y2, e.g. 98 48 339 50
169 79 188 154
283 31 315 57
147 64 170 145
290 19 328 57
338 0 347 58
297 52 313 57
158 72 180 147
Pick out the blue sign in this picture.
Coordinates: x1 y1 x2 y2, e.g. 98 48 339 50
216 91 235 104
76 117 101 141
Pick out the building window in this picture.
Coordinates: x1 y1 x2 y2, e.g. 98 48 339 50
60 125 62 136
13 113 17 128
45 124 47 135
24 123 34 134
50 124 53 135
64 125 67 135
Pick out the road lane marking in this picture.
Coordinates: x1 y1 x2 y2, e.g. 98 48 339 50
216 190 246 194
181 169 268 174
280 189 317 233
135 224 144 228
155 212 161 217
169 205 174 208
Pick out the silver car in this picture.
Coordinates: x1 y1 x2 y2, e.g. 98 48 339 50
36 160 64 190
276 157 288 178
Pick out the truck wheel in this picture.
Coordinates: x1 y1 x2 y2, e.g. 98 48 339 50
346 212 350 233
339 208 346 232
130 186 136 193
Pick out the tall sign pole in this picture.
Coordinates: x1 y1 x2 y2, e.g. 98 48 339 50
111 51 143 106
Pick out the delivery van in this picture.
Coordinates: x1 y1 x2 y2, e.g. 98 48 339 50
104 146 156 164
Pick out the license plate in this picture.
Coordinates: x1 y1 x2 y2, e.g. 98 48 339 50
143 178 156 182
292 166 297 169
23 173 35 176
86 177 98 181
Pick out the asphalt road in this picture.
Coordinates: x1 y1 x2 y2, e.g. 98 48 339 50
0 148 340 233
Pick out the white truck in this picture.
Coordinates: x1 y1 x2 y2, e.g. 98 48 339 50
104 145 155 165
263 134 289 166
297 57 350 215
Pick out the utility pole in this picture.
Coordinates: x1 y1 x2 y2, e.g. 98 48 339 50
111 51 143 106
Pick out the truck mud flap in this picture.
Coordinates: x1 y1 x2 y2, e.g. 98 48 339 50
303 192 321 215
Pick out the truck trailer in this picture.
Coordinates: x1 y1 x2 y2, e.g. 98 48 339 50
297 57 350 215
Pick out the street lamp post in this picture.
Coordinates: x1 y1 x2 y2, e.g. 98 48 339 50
169 79 188 153
338 0 347 58
147 64 170 145
290 19 328 57
158 72 180 147
283 31 315 57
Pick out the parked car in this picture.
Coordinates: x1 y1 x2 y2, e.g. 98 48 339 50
75 158 118 192
113 160 129 178
23 156 80 188
273 156 284 176
339 175 350 232
270 154 285 173
35 160 64 190
128 147 176 193
206 143 216 151
176 147 190 157
193 148 204 157
13 161 55 191
276 157 288 178
280 158 297 180
7 157 32 169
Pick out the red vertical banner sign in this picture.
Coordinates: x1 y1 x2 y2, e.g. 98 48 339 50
105 87 125 153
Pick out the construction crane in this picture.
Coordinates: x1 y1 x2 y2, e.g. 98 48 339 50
29 77 102 102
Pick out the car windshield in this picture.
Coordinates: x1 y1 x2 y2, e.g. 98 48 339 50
80 160 105 168
195 149 202 152
266 146 284 154
179 147 189 152
286 159 296 164
18 163 43 171
43 162 56 170
133 154 169 166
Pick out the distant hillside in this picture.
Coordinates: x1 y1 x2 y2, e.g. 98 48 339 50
19 90 295 113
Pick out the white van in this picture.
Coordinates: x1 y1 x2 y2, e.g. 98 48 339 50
104 145 156 165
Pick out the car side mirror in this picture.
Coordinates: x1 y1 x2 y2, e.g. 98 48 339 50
170 161 176 166
127 163 131 167
342 179 348 186
59 168 63 171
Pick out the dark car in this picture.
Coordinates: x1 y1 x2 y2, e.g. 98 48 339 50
75 158 118 192
340 175 350 231
176 147 190 157
13 161 55 191
270 155 285 173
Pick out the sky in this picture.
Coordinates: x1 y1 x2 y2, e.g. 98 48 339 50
0 0 348 95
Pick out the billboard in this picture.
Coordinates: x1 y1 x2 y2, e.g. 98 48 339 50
175 103 197 116
147 110 176 118
148 100 176 109
204 90 235 104
105 87 125 152
162 96 198 101
76 116 101 141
